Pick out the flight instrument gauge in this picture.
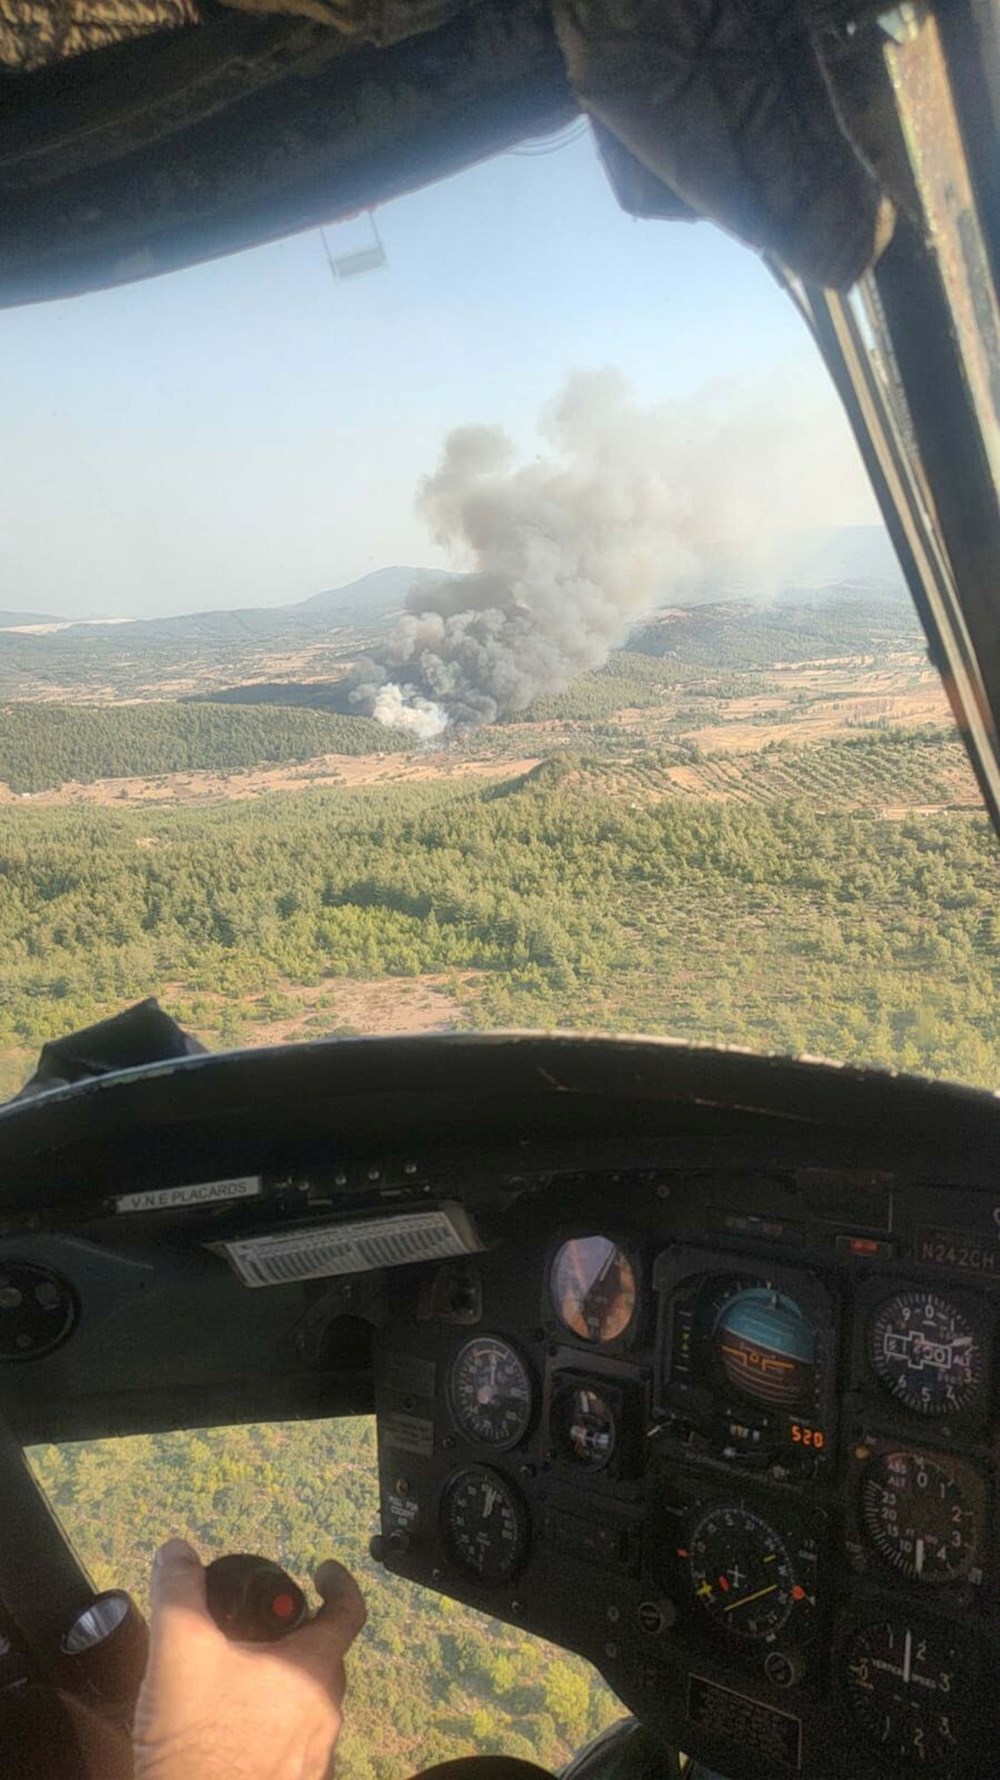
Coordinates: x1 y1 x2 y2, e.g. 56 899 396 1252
551 1383 617 1470
440 1466 528 1584
842 1619 970 1767
448 1337 533 1450
704 1278 818 1411
550 1237 637 1345
869 1291 986 1418
861 1450 982 1585
685 1503 818 1642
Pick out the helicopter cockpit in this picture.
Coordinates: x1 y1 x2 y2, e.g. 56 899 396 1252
0 2 998 1778
2 1028 1000 1777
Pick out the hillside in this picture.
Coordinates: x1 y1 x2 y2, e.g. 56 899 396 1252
2 754 997 1102
198 680 356 711
0 702 398 794
0 567 441 703
553 731 979 812
0 553 916 704
0 566 448 703
293 566 455 619
0 599 951 807
629 596 919 667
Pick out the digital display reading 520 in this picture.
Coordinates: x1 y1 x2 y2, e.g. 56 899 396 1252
790 1423 826 1450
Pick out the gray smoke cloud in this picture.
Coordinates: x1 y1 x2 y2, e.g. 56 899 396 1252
353 367 872 734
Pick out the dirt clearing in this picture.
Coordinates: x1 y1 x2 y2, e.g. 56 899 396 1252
0 752 542 808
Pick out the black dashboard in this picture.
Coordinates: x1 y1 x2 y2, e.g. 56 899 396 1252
374 1177 1000 1780
0 1033 998 1779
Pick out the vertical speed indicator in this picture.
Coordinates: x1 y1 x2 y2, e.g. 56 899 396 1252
843 1619 972 1767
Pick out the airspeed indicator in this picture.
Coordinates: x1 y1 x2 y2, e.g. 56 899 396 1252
449 1337 532 1450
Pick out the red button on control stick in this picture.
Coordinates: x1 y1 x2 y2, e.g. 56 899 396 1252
205 1555 307 1642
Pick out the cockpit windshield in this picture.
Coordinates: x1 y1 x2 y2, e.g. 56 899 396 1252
1 127 996 1096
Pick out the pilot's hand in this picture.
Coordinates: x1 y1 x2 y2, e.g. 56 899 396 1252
133 1538 366 1780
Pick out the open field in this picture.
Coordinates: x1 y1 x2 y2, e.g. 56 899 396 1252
0 620 956 807
0 752 542 808
580 733 982 811
0 725 974 816
0 625 373 704
682 684 949 753
456 645 949 761
0 971 468 1103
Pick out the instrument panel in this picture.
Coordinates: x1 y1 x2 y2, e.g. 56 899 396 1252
2 1036 1000 1777
374 1192 1000 1780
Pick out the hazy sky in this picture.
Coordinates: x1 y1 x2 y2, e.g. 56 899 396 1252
0 127 879 620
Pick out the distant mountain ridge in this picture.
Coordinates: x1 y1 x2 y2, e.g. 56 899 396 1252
2 530 902 642
0 567 447 650
64 566 442 644
0 610 61 629
292 565 450 618
0 567 465 701
0 531 908 707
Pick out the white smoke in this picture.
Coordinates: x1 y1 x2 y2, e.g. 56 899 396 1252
371 681 449 741
360 367 875 732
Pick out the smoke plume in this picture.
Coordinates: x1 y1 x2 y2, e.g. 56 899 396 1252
353 367 873 735
371 682 449 742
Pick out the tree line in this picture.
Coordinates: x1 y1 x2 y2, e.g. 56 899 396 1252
0 702 400 793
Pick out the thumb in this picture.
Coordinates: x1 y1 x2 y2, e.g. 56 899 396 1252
150 1539 209 1625
303 1559 367 1659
